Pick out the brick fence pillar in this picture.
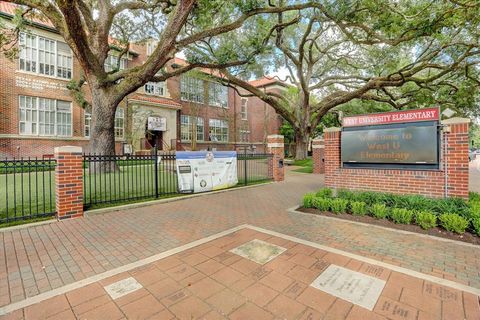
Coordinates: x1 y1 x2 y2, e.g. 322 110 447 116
442 118 470 199
324 128 341 188
54 146 84 220
312 138 325 174
267 135 285 182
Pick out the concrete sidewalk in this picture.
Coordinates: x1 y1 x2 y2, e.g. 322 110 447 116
0 169 479 318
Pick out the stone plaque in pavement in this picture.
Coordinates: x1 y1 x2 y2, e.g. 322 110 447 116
104 277 143 300
310 265 386 310
230 239 287 264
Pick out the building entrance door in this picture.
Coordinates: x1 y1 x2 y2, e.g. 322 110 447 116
145 131 163 150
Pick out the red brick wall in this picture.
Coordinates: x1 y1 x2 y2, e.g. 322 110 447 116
312 139 325 174
54 146 83 219
267 135 285 182
323 119 470 199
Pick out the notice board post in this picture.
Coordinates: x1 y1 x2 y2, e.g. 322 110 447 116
322 108 470 199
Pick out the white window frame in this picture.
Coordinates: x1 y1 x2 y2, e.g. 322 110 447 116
209 118 228 142
104 54 127 72
84 109 124 139
18 32 73 79
19 95 72 137
146 41 157 56
180 75 204 103
239 130 250 142
114 108 124 139
241 98 248 120
208 82 228 108
144 81 166 96
180 115 204 142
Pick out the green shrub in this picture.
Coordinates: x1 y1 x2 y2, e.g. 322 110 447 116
316 188 333 198
469 192 480 203
312 197 331 212
303 193 316 208
390 208 414 224
337 189 355 201
415 211 437 230
439 214 469 234
350 201 368 216
330 199 349 214
370 203 388 219
472 218 480 236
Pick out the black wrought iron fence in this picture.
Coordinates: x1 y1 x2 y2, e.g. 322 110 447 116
1 158 56 224
83 152 177 208
83 151 274 208
237 153 274 185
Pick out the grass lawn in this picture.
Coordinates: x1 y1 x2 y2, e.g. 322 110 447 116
292 158 313 173
0 170 56 223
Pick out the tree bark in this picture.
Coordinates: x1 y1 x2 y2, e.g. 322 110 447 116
295 130 308 160
88 86 119 172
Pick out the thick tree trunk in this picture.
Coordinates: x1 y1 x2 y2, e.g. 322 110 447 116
295 131 308 160
88 86 118 172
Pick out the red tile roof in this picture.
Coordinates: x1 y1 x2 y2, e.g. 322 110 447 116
249 76 286 88
129 95 182 108
0 1 54 28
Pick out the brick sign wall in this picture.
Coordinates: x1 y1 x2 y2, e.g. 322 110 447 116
322 116 470 199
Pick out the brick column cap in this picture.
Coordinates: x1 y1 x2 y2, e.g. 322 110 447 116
324 127 341 132
267 134 284 139
54 146 83 153
441 117 471 125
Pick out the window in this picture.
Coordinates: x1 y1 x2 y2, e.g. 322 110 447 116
144 81 166 96
57 42 73 79
19 96 72 137
84 112 91 138
180 75 204 103
209 119 228 142
208 82 228 107
56 101 72 136
146 41 157 56
114 108 124 138
84 108 124 138
38 37 55 76
196 117 205 141
19 33 72 79
239 130 250 142
241 98 248 120
181 115 204 141
104 54 127 72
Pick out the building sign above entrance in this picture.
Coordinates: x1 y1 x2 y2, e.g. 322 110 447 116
342 107 439 127
147 116 166 131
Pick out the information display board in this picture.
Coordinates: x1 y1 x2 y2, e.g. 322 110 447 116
341 125 438 164
341 108 440 169
176 151 238 193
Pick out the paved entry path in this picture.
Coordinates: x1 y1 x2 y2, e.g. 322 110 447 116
0 168 479 318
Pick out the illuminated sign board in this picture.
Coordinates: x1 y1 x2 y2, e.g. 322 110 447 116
341 108 440 169
341 125 438 164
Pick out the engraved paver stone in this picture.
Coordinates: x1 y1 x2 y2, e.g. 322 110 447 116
230 239 287 264
104 277 143 300
310 265 386 310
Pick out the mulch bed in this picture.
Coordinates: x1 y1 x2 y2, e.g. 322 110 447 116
298 207 480 246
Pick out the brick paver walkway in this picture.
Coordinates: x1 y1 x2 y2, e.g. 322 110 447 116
2 228 479 320
0 168 480 317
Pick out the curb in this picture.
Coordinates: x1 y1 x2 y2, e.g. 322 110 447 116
287 205 480 249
